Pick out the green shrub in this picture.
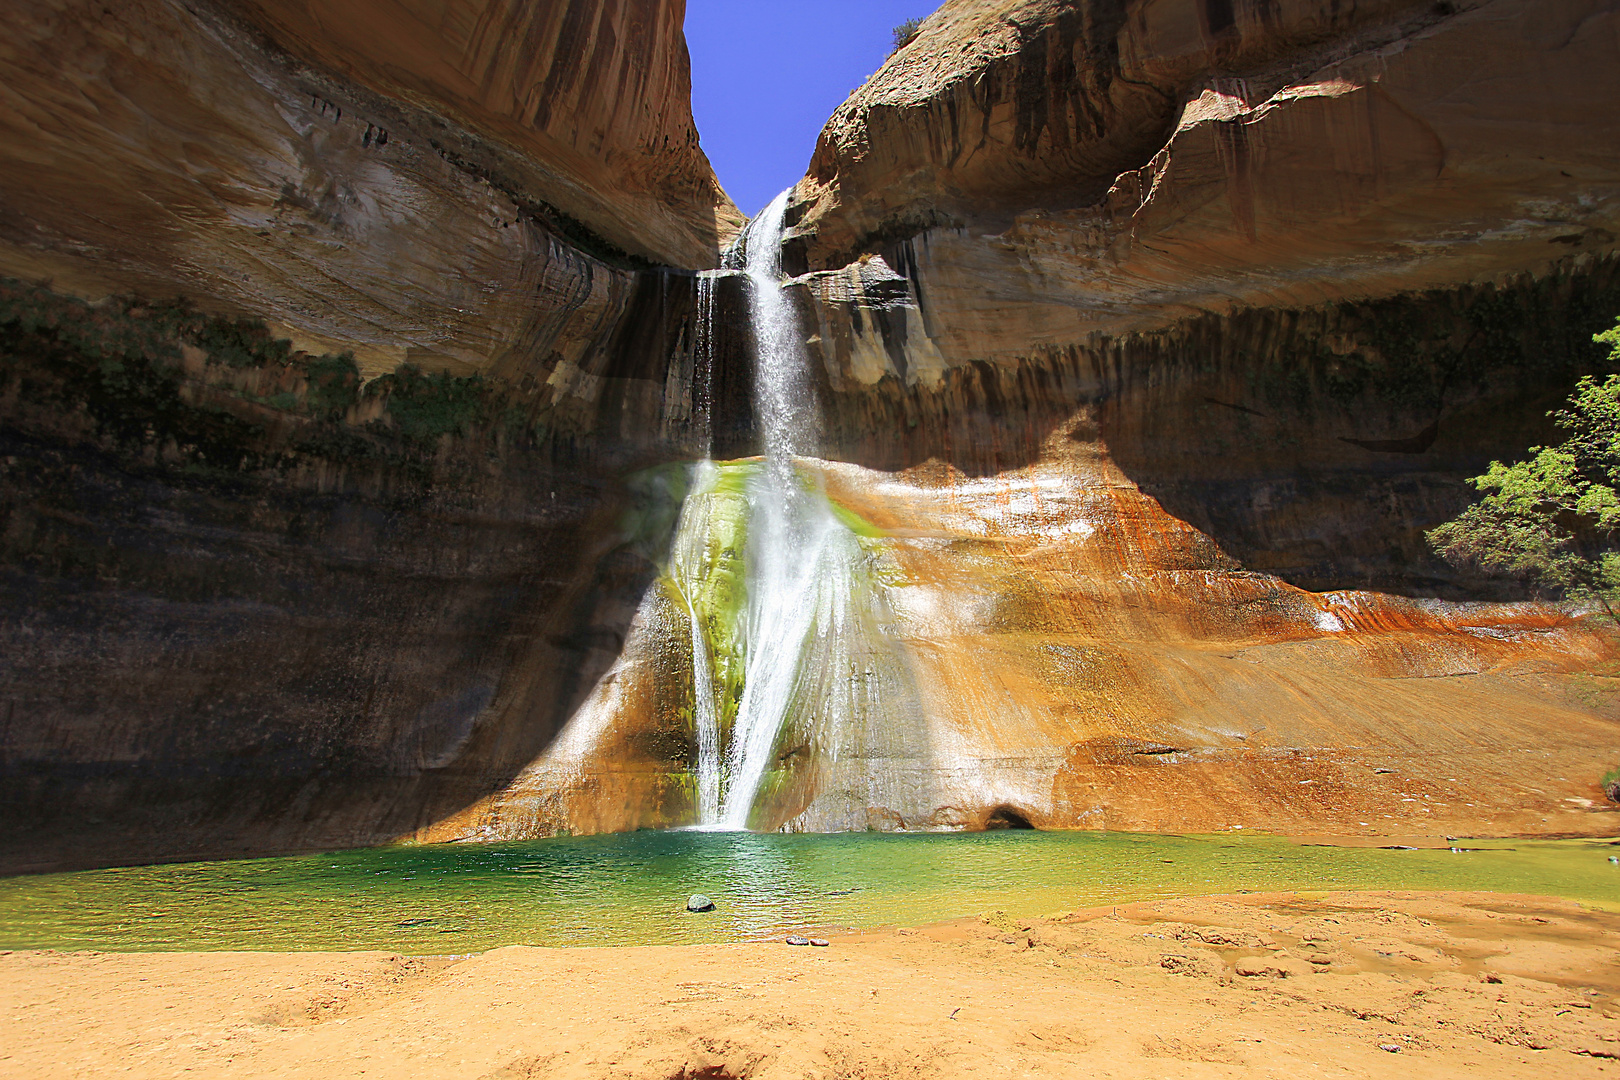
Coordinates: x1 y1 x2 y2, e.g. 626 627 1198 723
0 280 264 465
890 17 923 53
187 311 292 369
302 351 360 419
374 363 488 443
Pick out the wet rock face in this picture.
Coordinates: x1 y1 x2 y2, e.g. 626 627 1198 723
430 427 1620 841
0 280 712 873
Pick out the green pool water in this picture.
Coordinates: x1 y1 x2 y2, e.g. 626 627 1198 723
2 831 1616 953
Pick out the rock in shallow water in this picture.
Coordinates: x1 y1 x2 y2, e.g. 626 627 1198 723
686 894 715 912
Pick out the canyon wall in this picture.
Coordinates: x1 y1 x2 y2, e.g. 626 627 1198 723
773 0 1620 834
5 0 1620 869
783 0 1620 594
0 0 739 376
777 0 1620 833
218 0 736 270
0 0 739 872
793 0 1620 315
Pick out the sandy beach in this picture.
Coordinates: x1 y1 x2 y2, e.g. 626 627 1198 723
4 889 1617 1078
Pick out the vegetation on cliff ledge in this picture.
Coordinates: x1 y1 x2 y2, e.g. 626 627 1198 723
890 17 924 53
370 363 488 443
0 279 541 482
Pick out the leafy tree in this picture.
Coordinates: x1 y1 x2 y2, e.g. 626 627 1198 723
1427 318 1620 622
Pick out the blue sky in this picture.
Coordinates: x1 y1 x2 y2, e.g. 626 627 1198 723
685 2 938 218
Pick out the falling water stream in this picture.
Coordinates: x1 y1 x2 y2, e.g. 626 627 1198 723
669 461 724 823
720 190 832 827
666 190 882 830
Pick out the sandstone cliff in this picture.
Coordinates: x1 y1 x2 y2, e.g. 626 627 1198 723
793 0 1620 335
763 0 1620 832
0 0 739 872
5 0 1620 867
777 0 1620 592
219 0 736 269
0 0 739 378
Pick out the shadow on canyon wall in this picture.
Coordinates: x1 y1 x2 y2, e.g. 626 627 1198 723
809 253 1620 599
0 0 750 874
0 279 711 874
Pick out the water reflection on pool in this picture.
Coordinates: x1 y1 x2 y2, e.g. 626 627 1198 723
2 830 1615 952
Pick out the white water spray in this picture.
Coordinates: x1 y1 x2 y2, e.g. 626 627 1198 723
715 191 830 827
689 271 718 453
667 461 723 824
672 189 908 831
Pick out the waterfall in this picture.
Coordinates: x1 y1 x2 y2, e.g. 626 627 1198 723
741 191 819 464
716 193 824 827
689 271 717 452
669 188 903 831
714 191 824 827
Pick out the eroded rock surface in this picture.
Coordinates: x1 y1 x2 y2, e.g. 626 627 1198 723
221 0 739 268
427 0 1620 840
0 0 739 378
426 431 1620 839
792 0 1620 352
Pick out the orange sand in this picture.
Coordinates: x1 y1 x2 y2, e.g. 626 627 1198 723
4 890 1617 1078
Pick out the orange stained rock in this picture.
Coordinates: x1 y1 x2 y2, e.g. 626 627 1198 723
420 410 1620 841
